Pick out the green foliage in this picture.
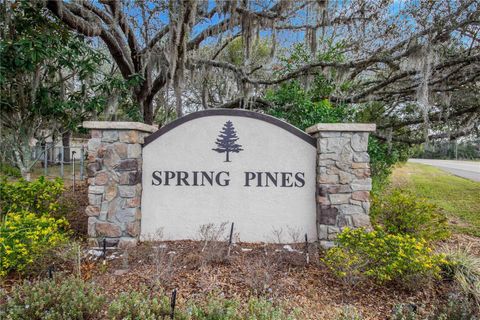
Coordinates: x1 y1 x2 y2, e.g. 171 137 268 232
188 295 240 320
97 73 145 122
108 289 174 320
0 177 69 276
188 296 296 320
265 42 411 194
412 140 480 160
0 163 21 178
323 227 447 285
265 41 350 130
370 189 450 242
0 277 298 320
0 210 69 277
0 276 105 319
223 38 271 67
0 177 64 216
0 0 106 125
276 42 345 75
265 80 348 130
368 137 411 193
0 1 106 175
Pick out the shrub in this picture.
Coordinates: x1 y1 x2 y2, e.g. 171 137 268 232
0 163 21 178
323 227 447 285
334 305 363 320
108 289 176 320
442 245 480 311
431 293 478 320
368 137 410 193
189 296 296 320
188 295 240 320
0 210 69 276
390 304 419 320
0 176 64 216
0 177 69 276
0 276 105 319
370 189 450 242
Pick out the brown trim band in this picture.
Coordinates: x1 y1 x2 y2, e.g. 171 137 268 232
143 109 316 147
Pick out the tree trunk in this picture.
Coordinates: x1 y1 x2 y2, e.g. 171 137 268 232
143 98 154 125
62 131 71 163
14 145 33 181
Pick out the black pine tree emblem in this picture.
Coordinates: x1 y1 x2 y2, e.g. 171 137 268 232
212 120 243 162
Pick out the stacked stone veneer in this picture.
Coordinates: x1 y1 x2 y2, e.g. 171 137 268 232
83 121 157 248
306 123 376 247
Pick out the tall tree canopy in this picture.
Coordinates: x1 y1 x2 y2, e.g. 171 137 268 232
45 1 479 138
0 1 106 179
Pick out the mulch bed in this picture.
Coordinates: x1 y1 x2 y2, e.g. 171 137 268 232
58 182 89 238
84 240 455 319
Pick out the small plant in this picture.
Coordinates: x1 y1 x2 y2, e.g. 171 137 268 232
0 163 21 178
442 245 480 311
152 244 175 286
188 294 240 319
188 295 296 320
198 222 229 265
108 289 176 320
391 304 419 320
323 227 447 286
0 276 104 319
370 189 450 241
245 297 297 320
431 293 478 320
244 255 275 296
335 305 363 320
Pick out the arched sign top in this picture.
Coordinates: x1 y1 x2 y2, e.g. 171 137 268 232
143 109 316 147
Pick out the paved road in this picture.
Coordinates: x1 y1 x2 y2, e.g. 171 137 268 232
408 159 480 182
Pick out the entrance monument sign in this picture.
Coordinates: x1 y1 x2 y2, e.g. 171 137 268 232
83 109 375 247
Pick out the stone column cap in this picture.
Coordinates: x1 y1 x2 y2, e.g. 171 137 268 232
83 121 158 133
306 123 376 134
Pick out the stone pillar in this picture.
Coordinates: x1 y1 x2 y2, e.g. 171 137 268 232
306 123 376 247
82 121 157 248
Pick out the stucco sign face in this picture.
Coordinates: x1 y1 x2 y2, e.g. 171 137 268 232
141 109 316 243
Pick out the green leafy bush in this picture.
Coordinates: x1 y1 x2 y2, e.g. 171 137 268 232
371 189 450 241
188 295 240 320
0 177 69 276
0 163 21 178
0 276 105 319
265 80 348 130
189 296 296 320
108 289 176 320
0 211 69 276
0 177 64 216
368 137 411 193
323 227 447 285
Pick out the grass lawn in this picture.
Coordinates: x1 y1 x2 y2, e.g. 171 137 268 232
391 162 480 237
